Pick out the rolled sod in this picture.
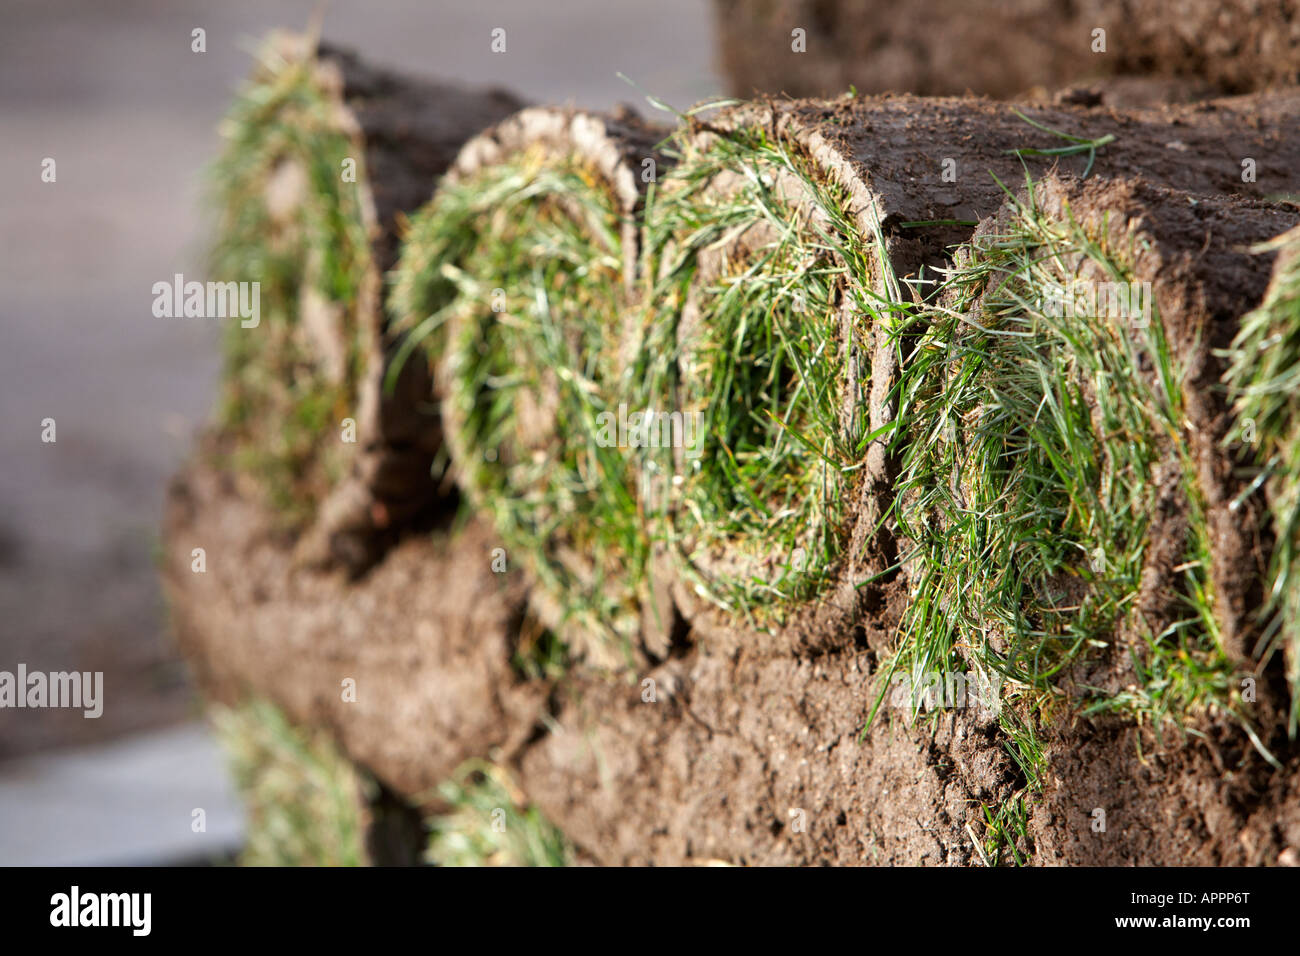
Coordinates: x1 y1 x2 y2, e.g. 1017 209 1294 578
643 91 1300 651
713 0 1300 100
885 172 1299 745
392 107 666 668
209 31 522 570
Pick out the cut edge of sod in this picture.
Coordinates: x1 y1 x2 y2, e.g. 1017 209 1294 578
391 138 646 671
208 31 376 527
873 173 1267 791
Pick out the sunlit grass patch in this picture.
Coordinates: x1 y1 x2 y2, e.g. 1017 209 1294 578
213 699 370 867
880 179 1235 740
974 794 1034 867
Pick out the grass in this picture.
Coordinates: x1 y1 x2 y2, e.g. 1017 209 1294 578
213 699 370 867
875 174 1246 759
1224 224 1300 735
215 700 573 866
423 760 572 866
864 176 1277 859
1004 109 1115 180
640 123 888 624
974 795 1033 867
392 148 646 666
209 35 371 526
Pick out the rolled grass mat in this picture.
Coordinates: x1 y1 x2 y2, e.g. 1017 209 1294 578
881 173 1299 771
391 107 667 669
209 30 522 570
643 91 1300 650
713 0 1300 100
1226 224 1300 734
644 119 880 642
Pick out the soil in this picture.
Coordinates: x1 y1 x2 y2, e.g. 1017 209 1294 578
166 446 1300 865
164 434 549 801
1036 714 1300 865
713 0 1300 101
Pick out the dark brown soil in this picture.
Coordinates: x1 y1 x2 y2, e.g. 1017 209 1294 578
713 0 1300 101
1035 715 1300 865
744 89 1300 282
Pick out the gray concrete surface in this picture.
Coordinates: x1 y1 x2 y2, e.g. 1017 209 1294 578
0 722 244 866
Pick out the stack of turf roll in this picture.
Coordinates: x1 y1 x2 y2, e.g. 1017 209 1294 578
169 33 552 814
171 33 1300 860
642 92 1300 654
209 30 522 572
392 107 666 669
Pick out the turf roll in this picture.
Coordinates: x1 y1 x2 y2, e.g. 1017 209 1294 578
392 107 666 668
209 31 522 571
884 172 1299 753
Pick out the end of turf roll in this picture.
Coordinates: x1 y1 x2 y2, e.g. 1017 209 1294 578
393 106 669 669
1227 223 1300 733
207 30 524 573
887 169 1299 743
